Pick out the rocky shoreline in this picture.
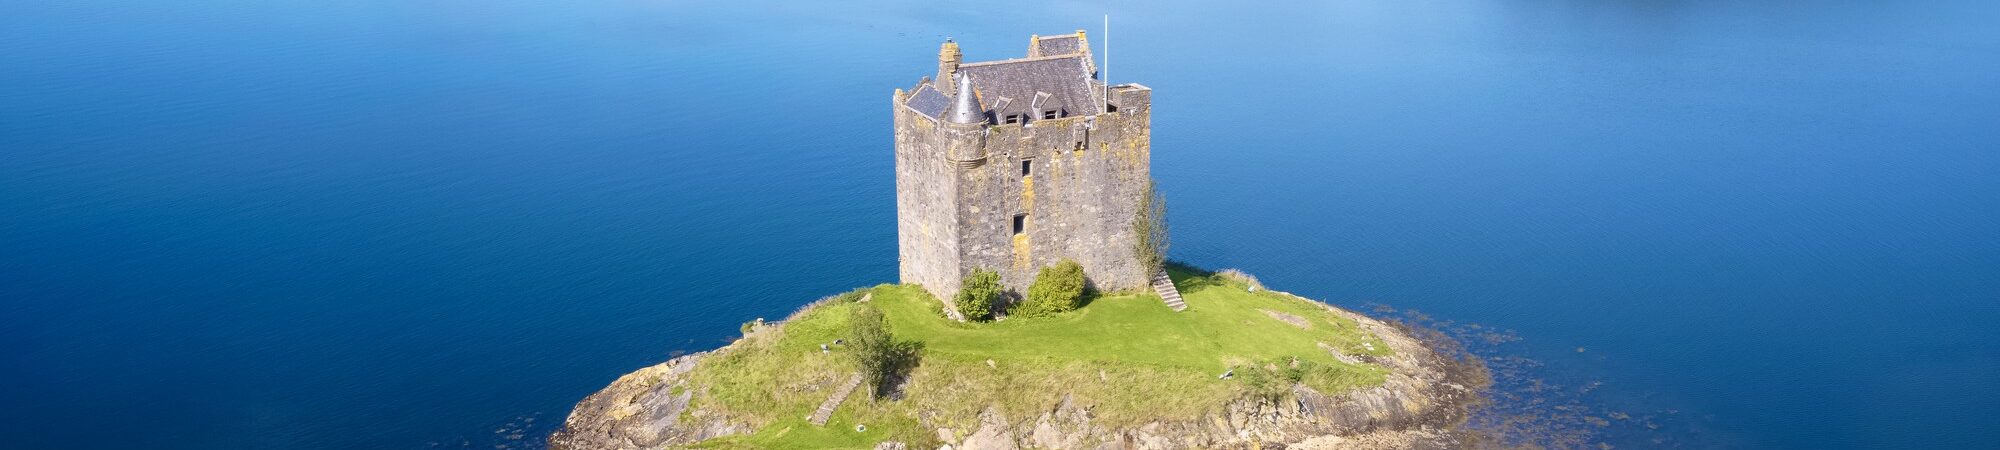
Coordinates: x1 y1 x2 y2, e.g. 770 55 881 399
549 290 1489 450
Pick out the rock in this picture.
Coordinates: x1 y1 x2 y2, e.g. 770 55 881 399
959 408 1019 450
547 352 752 450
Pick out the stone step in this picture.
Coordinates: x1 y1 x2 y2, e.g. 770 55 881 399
1150 270 1187 312
808 374 865 426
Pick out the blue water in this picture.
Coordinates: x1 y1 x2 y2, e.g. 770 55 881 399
3 0 1995 448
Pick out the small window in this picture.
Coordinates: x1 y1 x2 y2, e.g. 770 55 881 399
1013 214 1027 234
1106 103 1119 113
1021 160 1032 176
1042 110 1059 120
1004 114 1023 124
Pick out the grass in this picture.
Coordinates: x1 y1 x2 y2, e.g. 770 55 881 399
671 267 1392 449
689 415 923 450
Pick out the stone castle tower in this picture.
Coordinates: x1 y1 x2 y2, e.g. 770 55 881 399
892 31 1154 302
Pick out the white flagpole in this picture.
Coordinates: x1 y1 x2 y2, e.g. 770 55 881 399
1103 14 1110 113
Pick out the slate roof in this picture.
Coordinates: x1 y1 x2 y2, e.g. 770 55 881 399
961 55 1099 120
902 36 1101 123
1034 35 1083 56
903 84 951 117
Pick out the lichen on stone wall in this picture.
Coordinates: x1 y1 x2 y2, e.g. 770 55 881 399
1012 232 1030 270
1021 174 1035 212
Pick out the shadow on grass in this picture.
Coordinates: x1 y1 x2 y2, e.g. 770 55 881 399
1165 260 1229 292
878 340 924 400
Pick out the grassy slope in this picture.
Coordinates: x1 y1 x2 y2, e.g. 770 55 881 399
683 268 1391 449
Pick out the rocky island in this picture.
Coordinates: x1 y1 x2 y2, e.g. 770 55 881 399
551 32 1491 449
550 267 1488 449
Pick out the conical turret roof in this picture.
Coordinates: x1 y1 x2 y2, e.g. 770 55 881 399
946 72 985 124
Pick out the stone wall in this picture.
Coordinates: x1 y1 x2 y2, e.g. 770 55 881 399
893 89 963 298
896 84 1154 306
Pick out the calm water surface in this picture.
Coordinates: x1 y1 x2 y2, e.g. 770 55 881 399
3 0 1995 448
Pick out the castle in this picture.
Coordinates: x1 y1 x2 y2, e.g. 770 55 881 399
892 31 1154 302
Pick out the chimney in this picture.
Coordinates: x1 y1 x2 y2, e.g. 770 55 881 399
937 39 962 92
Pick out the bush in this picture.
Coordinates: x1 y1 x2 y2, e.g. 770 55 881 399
1132 179 1170 275
954 269 1003 321
848 304 916 398
1017 259 1087 318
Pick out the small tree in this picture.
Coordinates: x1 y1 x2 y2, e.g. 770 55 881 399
848 304 896 398
1133 179 1171 275
1019 259 1086 317
954 269 1003 321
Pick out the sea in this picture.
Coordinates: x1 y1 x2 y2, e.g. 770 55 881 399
3 0 1995 448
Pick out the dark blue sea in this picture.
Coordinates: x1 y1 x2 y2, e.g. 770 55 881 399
4 1 1995 448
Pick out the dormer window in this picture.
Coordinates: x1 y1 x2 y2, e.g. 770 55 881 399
1042 110 1060 120
1004 114 1023 124
1030 92 1052 110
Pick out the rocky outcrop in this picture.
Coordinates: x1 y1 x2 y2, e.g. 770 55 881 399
551 293 1487 450
546 352 751 449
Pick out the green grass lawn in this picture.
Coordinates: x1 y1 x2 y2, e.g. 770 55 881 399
877 266 1389 372
676 267 1392 449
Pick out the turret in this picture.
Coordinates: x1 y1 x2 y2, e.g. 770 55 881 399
946 73 984 125
942 72 988 167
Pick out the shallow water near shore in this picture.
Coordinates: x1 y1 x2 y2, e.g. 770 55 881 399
3 0 1996 448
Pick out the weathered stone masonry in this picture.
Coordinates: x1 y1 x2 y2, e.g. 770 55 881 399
893 31 1154 305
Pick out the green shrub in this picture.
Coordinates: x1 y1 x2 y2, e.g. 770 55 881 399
1017 259 1087 318
954 269 1003 321
848 303 917 398
1132 179 1170 274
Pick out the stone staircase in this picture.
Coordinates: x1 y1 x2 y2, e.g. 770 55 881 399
808 374 864 426
1151 270 1187 312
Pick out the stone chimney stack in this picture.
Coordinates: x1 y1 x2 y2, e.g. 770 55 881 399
937 39 962 92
